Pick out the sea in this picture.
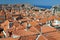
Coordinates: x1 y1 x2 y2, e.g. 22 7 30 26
34 5 52 9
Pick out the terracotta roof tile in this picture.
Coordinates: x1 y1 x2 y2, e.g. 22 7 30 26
0 32 4 36
44 31 60 40
35 25 41 31
29 21 38 26
1 20 9 26
20 35 37 40
29 27 40 34
38 35 48 40
42 26 57 33
39 18 47 23
1 20 9 31
45 36 56 40
35 25 57 33
0 37 18 40
48 15 56 21
56 17 60 21
13 29 37 36
22 22 27 29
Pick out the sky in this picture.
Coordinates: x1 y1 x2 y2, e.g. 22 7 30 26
0 0 60 6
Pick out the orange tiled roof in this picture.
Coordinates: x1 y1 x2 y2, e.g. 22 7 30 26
0 32 4 36
34 25 41 31
44 31 60 40
34 26 57 33
20 35 37 40
0 37 18 40
56 17 60 21
42 26 57 33
39 18 47 23
1 20 9 31
13 29 37 36
29 21 38 26
29 27 40 34
38 35 48 40
47 15 56 21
